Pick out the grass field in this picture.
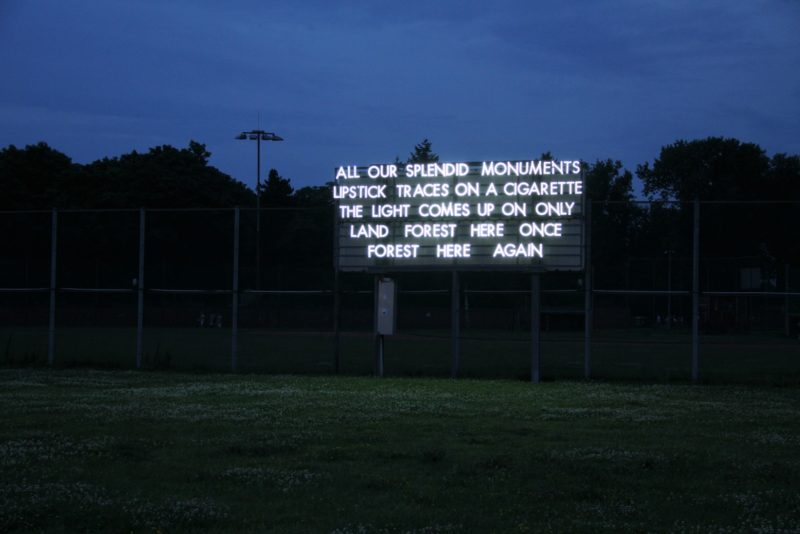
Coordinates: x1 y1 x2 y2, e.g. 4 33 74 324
2 369 800 532
3 326 799 384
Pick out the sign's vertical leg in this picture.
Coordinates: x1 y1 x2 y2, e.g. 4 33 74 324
378 335 384 377
136 208 145 369
531 272 541 384
374 275 383 377
451 271 460 378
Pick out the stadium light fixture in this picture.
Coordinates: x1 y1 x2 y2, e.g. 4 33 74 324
236 129 284 289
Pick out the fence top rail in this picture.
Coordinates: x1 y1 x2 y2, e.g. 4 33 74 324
593 289 692 295
4 286 797 297
464 289 579 294
0 287 49 292
243 289 333 295
704 290 800 297
148 288 232 294
0 206 334 215
60 287 134 293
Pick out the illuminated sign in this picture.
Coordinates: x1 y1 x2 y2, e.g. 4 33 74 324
333 160 585 272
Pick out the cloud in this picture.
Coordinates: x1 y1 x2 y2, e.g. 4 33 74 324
0 0 797 187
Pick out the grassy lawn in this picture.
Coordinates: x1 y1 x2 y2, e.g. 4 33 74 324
2 369 800 532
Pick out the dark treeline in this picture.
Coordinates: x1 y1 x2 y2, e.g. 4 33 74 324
0 137 798 294
0 140 330 210
0 141 333 291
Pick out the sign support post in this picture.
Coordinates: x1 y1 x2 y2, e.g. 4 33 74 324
451 271 460 378
374 275 384 377
531 272 541 384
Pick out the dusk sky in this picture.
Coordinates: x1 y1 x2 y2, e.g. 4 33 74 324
1 0 798 191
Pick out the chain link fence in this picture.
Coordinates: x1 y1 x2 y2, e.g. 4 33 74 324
1 201 798 383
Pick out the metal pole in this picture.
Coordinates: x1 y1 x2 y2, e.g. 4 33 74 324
450 271 460 378
691 199 700 383
377 335 384 377
332 201 341 374
786 264 791 337
135 208 145 369
667 251 673 330
47 208 57 366
531 272 541 384
374 275 384 377
256 137 261 290
584 200 592 379
333 267 340 374
231 207 240 371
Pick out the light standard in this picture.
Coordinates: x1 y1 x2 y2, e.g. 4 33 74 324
664 249 674 330
236 129 283 289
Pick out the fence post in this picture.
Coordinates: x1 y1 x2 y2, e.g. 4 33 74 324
584 200 592 379
450 271 460 378
135 208 145 369
373 275 384 377
786 264 791 337
691 199 700 383
231 207 240 372
333 267 340 374
531 272 541 384
47 208 57 366
333 204 341 374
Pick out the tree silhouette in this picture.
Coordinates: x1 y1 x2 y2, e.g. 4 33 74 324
0 142 76 209
636 137 799 263
407 139 439 163
261 169 294 207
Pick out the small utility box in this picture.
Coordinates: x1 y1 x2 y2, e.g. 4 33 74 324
376 278 396 335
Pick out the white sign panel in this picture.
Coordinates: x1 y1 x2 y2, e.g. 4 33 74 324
333 159 585 272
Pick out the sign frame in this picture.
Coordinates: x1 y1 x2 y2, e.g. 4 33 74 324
332 160 587 274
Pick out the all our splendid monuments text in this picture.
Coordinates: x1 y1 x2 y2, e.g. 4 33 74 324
333 160 585 272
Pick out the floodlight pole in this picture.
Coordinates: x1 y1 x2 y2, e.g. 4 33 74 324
231 207 240 371
236 129 283 290
691 200 700 383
